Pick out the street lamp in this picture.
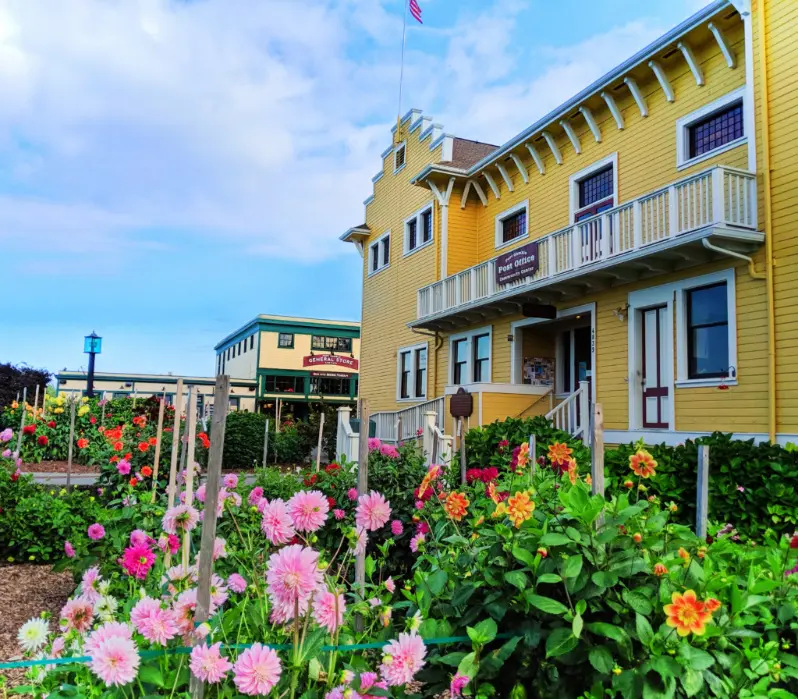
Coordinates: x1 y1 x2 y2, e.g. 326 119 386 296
84 331 103 398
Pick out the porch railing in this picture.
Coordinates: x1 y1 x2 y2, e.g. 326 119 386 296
372 397 445 443
418 165 757 320
545 381 590 445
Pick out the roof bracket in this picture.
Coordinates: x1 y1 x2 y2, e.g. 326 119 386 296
483 171 501 199
601 91 625 130
708 22 736 69
559 120 582 154
510 153 529 184
677 41 705 86
541 131 563 164
578 106 602 143
624 77 648 117
648 60 675 102
496 163 515 192
525 143 546 175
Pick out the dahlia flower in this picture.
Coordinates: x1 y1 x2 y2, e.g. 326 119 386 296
260 498 296 545
248 486 264 506
121 542 157 580
87 523 106 540
333 509 346 520
60 598 95 634
223 473 238 489
88 634 140 686
287 490 330 532
162 505 200 535
18 618 49 653
391 519 404 536
233 643 282 696
356 491 391 531
190 642 232 684
116 460 131 475
313 590 346 633
81 567 102 604
227 573 247 593
379 632 426 686
351 527 367 556
265 544 323 608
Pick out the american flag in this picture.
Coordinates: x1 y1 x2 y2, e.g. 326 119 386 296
409 0 422 24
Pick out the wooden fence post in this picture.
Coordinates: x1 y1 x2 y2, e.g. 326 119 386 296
459 417 467 485
529 434 537 477
66 399 77 493
182 389 199 568
33 385 40 421
191 376 230 699
591 403 605 497
262 419 270 468
15 387 27 458
355 398 369 632
696 445 709 540
179 387 193 471
165 379 184 570
151 391 167 494
315 412 325 472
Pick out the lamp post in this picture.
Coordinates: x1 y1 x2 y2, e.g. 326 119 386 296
84 331 103 398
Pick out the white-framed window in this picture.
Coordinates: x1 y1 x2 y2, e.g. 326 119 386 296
368 231 391 276
396 342 428 401
403 202 434 255
569 153 618 222
676 87 746 170
494 200 528 250
448 326 493 385
393 142 407 174
675 268 737 386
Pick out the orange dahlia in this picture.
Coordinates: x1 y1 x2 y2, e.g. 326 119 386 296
548 442 572 463
653 563 668 576
418 465 440 499
444 492 470 521
507 490 535 528
664 590 712 637
491 502 508 519
516 442 530 471
567 459 578 485
704 597 721 613
629 449 657 478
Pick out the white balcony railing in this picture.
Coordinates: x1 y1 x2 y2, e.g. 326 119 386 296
417 166 757 320
371 397 445 444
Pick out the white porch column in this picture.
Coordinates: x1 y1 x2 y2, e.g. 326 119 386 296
336 406 352 461
422 410 437 466
579 380 590 446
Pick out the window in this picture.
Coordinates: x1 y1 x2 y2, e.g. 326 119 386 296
404 204 434 254
264 375 305 394
394 142 406 172
312 336 352 352
250 335 255 350
494 201 528 249
396 343 428 400
369 232 390 275
243 339 247 353
473 334 490 382
576 166 614 221
686 283 729 379
676 88 746 168
278 333 294 349
452 339 468 385
229 397 240 411
310 376 351 396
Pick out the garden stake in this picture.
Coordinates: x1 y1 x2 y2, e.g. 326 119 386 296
355 398 369 633
179 387 193 472
182 388 199 569
32 384 39 420
315 412 325 472
397 415 402 444
591 403 605 527
696 445 710 539
262 419 270 467
274 399 281 463
100 392 106 428
41 387 46 419
165 379 184 569
66 398 77 493
151 390 167 494
15 387 27 457
191 375 231 699
460 417 467 485
529 434 536 477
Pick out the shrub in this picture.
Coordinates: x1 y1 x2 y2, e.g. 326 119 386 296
219 410 267 470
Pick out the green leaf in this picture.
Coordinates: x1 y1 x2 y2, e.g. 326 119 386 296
636 613 654 646
467 618 498 646
623 590 653 615
586 622 630 647
138 665 165 688
451 583 476 607
427 569 448 596
592 570 619 588
539 533 572 546
588 646 614 674
365 555 376 578
457 651 480 680
681 669 704 697
563 555 583 579
512 546 537 567
504 570 528 590
572 613 584 639
434 651 468 667
537 573 562 584
545 628 578 658
527 594 569 616
680 645 715 671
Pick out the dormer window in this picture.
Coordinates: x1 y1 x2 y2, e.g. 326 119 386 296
394 142 406 173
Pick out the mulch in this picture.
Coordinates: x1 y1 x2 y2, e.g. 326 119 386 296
19 461 99 474
0 564 75 689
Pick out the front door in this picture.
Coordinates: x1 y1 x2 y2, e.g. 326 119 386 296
640 306 669 429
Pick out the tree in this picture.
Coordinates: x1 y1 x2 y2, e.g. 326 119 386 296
0 363 52 410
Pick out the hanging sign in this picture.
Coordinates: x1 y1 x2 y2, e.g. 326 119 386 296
495 242 539 285
303 354 359 370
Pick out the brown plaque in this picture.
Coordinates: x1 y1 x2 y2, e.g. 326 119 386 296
449 387 473 418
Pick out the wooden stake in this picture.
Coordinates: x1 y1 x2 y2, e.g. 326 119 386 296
165 379 184 570
100 392 106 428
66 399 77 493
459 417 466 485
191 376 231 699
397 416 403 445
591 403 605 498
529 434 537 477
182 389 199 568
15 387 27 457
355 398 369 633
32 385 40 421
696 445 709 540
179 387 193 472
41 386 46 420
151 391 167 494
262 419 270 468
315 412 325 472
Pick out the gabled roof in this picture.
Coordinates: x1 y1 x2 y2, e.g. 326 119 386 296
340 224 370 243
439 138 498 171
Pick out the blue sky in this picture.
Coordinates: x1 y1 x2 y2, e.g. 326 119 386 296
0 0 709 378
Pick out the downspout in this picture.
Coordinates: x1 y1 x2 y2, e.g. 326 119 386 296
757 0 777 442
701 239 765 280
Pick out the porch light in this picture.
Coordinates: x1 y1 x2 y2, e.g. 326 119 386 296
507 334 514 342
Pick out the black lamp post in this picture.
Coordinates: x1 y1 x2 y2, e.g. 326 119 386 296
84 331 103 398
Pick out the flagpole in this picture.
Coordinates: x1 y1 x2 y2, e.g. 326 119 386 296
396 0 410 141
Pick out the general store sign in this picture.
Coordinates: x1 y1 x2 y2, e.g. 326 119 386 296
303 354 359 370
495 242 539 285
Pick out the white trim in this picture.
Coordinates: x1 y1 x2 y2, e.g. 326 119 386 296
448 326 493 386
402 201 435 257
623 77 648 117
525 143 546 175
738 5 756 172
674 378 738 388
471 179 488 206
677 41 705 86
496 163 514 192
483 171 501 199
600 91 624 130
510 153 529 184
648 61 674 102
460 180 472 208
708 22 736 69
444 383 550 396
393 142 407 174
675 87 746 170
559 120 581 154
578 106 602 143
674 268 737 384
568 153 618 223
604 430 798 447
396 341 429 402
367 230 391 277
541 131 562 164
494 200 529 250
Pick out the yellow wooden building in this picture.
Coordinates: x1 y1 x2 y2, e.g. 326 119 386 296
342 0 796 446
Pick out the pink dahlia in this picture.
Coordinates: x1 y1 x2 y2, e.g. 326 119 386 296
88 634 140 687
81 567 102 604
129 530 152 547
379 443 399 458
385 577 396 593
356 491 391 532
367 437 382 451
260 499 296 545
131 597 178 646
121 543 156 580
84 622 132 657
451 674 470 697
333 508 346 520
60 598 95 634
287 490 329 532
195 484 206 503
64 541 75 558
265 544 323 608
379 633 427 686
351 528 367 556
190 642 232 684
360 671 379 691
391 520 404 536
157 534 180 555
213 537 227 561
228 573 247 594
51 636 65 658
172 588 198 636
233 643 282 696
88 523 106 540
162 505 200 535
347 488 358 501
410 533 425 553
313 590 346 633
248 486 264 506
223 473 239 489
116 460 131 476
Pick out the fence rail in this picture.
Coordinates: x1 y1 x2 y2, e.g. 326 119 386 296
372 397 445 443
545 381 590 444
418 166 757 320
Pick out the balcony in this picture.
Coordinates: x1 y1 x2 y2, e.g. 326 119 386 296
414 166 761 330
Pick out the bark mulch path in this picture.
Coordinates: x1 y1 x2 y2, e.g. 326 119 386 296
19 460 99 474
0 564 75 689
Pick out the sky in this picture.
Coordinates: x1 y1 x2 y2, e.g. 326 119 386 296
0 0 711 378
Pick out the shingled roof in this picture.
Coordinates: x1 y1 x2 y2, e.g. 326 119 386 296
440 138 498 170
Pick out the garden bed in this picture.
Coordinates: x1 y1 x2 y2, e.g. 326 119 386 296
18 460 99 474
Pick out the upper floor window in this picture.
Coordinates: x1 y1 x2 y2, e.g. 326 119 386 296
676 88 746 169
250 335 255 350
312 336 352 352
570 154 617 223
404 203 434 255
397 343 427 400
473 334 490 382
278 333 294 349
394 142 406 173
369 232 390 275
494 201 528 249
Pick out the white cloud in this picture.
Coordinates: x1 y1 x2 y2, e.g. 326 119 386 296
0 0 682 269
